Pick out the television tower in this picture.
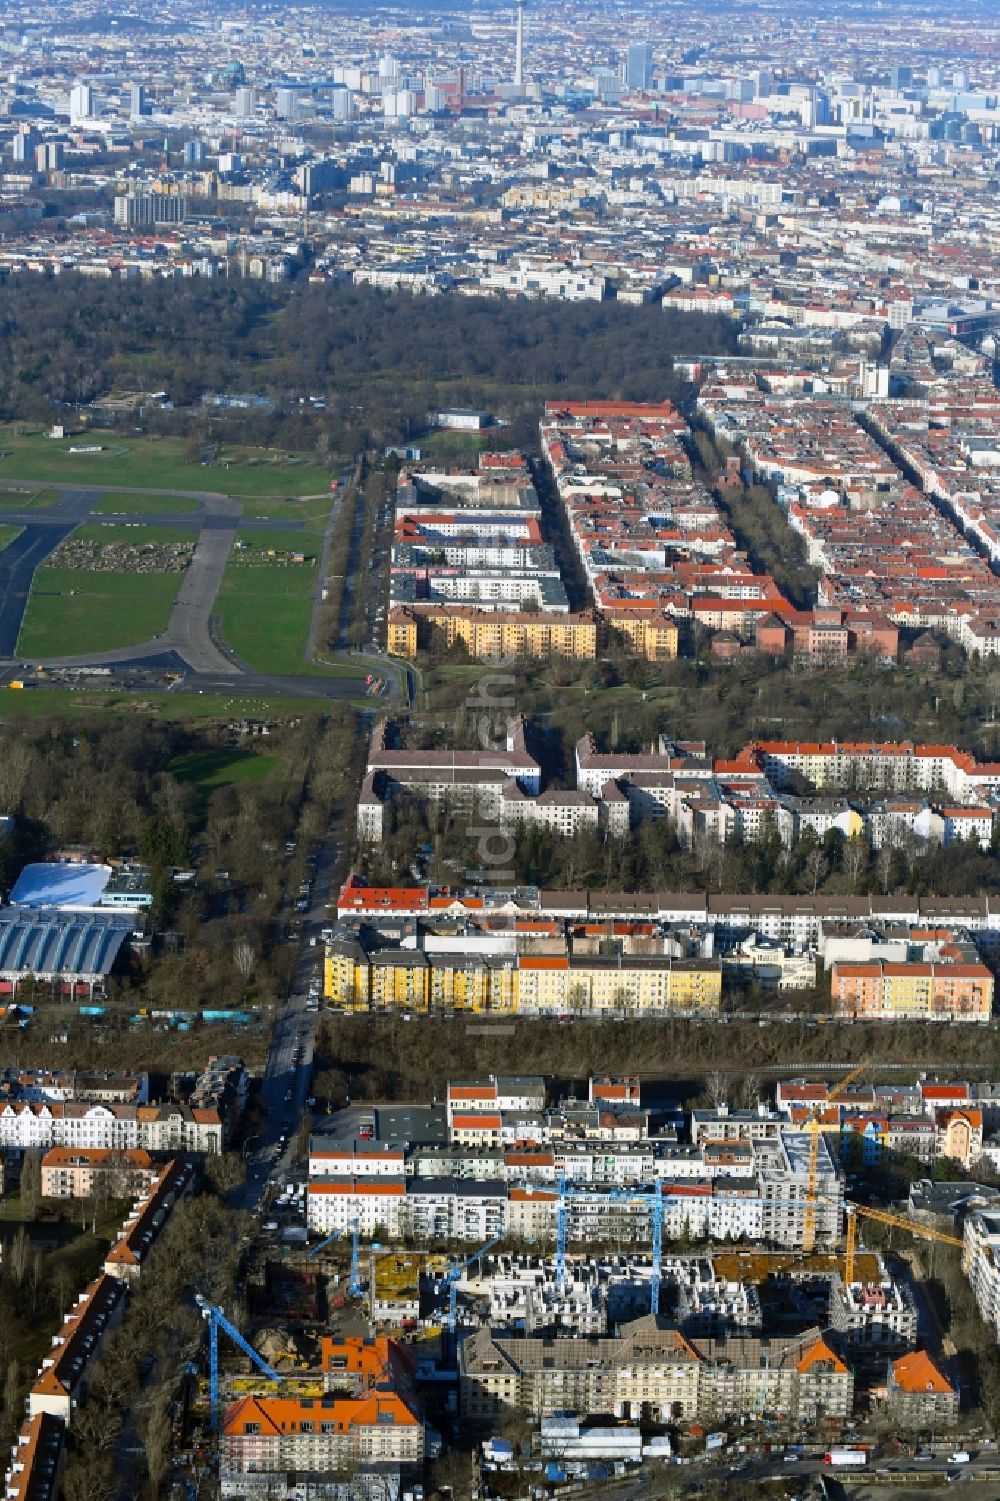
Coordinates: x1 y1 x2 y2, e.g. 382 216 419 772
514 0 526 89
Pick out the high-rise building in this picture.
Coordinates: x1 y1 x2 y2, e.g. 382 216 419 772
514 1 526 90
890 66 912 91
69 83 95 124
234 86 254 117
952 68 969 91
34 141 64 173
926 66 942 88
183 139 206 167
330 86 354 121
275 86 297 120
12 126 37 163
129 83 145 118
114 190 186 228
625 41 653 92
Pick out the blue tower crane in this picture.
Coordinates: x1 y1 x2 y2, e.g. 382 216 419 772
306 1228 342 1259
195 1292 282 1430
348 1217 362 1298
444 1234 505 1336
554 1181 664 1317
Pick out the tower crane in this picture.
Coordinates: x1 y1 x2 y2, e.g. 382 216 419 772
555 1180 665 1316
801 1059 870 1253
444 1234 505 1338
306 1228 342 1259
842 1200 964 1284
195 1293 282 1431
349 1217 362 1298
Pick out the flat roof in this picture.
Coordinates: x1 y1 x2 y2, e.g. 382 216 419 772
11 863 111 910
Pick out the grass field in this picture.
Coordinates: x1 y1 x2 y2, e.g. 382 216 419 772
214 526 322 675
239 493 334 525
0 525 23 550
17 570 181 656
419 430 486 452
0 428 333 498
0 688 335 721
93 492 201 516
169 746 282 790
0 486 58 508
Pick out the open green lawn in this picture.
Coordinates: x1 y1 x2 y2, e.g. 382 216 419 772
0 486 58 508
239 492 333 525
69 522 198 547
215 526 325 676
419 429 487 452
0 427 333 497
92 492 201 516
0 525 23 550
17 569 181 656
169 746 282 790
0 688 335 721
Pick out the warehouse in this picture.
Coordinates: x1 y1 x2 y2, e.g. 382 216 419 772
0 908 132 998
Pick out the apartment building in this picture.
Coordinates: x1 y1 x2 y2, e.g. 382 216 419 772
40 1146 157 1199
387 604 599 661
307 1176 507 1241
885 1350 959 1428
28 1276 126 1423
830 960 993 1022
0 1100 224 1154
963 1208 1000 1336
307 1128 841 1251
320 1336 416 1399
828 1270 918 1355
336 875 1000 952
324 931 722 1017
3 1413 65 1501
460 1316 852 1427
103 1158 196 1282
221 1392 424 1475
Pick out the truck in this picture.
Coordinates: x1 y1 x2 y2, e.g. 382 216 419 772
825 1449 867 1468
949 1452 971 1465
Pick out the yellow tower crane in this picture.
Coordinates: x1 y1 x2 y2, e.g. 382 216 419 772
801 1059 870 1254
843 1200 964 1284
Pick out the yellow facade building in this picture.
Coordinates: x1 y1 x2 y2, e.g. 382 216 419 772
326 939 721 1018
386 606 599 662
604 611 680 662
831 960 993 1022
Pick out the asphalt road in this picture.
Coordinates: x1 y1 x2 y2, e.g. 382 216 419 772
0 480 386 699
0 488 98 655
236 826 342 1213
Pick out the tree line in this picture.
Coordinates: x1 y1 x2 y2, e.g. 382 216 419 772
0 273 736 452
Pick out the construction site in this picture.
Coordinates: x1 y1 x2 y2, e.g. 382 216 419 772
168 1062 1000 1499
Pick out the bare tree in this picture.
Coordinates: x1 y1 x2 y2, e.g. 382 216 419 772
842 837 868 893
804 846 827 895
737 1071 762 1111
8 1226 29 1289
876 842 894 895
3 1358 18 1422
705 1070 727 1109
233 941 257 983
141 1389 173 1498
19 1149 41 1219
63 1452 116 1501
